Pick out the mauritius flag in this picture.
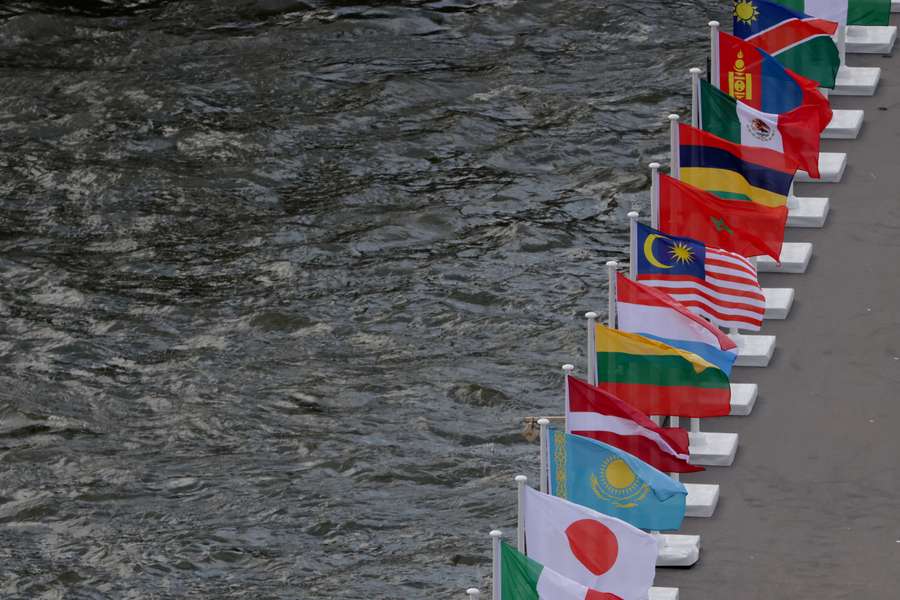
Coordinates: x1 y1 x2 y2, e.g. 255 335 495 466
594 323 732 418
658 172 787 262
500 542 623 600
734 0 840 88
716 30 832 130
679 122 798 207
697 78 822 178
773 0 890 26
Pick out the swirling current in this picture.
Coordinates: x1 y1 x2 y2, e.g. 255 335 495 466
0 1 735 598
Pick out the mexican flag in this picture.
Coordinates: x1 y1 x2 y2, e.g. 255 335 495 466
500 542 622 600
774 0 890 26
697 78 823 179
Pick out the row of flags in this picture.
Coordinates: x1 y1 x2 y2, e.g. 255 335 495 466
479 1 891 598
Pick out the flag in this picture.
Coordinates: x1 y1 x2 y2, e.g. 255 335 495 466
547 428 688 531
500 542 623 600
658 172 787 263
716 30 832 129
679 122 797 207
522 486 658 600
566 375 703 474
594 322 732 418
616 271 738 376
697 77 823 179
773 0 890 26
734 0 840 88
634 221 766 331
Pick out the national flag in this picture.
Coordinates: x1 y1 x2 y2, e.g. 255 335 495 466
634 221 766 331
594 322 732 418
697 77 823 179
679 122 797 207
566 375 703 474
500 542 622 600
522 486 658 600
616 272 738 376
716 30 832 129
658 172 787 263
547 428 688 531
734 0 840 88
773 0 890 26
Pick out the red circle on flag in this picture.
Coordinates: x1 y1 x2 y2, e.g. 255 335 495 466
586 591 622 600
564 519 619 576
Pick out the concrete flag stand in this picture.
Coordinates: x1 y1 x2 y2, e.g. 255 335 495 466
831 24 882 95
845 23 896 54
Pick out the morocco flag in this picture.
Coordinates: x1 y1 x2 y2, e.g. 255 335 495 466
773 0 890 26
501 542 621 600
697 78 823 178
734 0 840 88
522 486 658 600
658 172 788 262
566 374 703 473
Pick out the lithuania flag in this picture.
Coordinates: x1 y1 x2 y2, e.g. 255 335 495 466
772 0 890 26
734 0 840 89
594 324 731 418
500 542 622 600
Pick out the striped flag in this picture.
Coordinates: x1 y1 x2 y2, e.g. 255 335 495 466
634 222 765 331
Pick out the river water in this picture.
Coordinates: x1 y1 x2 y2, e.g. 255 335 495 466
0 1 727 597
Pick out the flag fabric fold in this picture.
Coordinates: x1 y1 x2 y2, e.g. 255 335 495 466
566 375 703 473
658 172 787 263
734 0 840 88
500 542 623 600
548 428 688 531
594 322 732 417
634 221 766 332
697 78 823 179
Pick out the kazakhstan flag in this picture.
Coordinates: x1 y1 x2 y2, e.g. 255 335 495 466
548 428 687 531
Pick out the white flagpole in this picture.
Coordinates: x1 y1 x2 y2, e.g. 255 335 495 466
606 260 618 327
515 475 527 552
709 21 720 88
490 530 502 600
538 417 550 493
649 163 660 229
690 67 702 127
668 114 680 180
585 312 598 385
837 23 847 66
466 588 480 599
627 210 639 280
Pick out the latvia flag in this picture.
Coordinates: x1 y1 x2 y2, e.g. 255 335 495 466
522 486 658 600
501 542 621 600
566 375 703 473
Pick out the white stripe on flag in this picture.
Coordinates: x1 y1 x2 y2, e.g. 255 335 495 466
566 411 689 461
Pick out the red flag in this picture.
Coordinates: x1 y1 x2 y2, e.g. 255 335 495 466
566 375 703 473
658 173 787 262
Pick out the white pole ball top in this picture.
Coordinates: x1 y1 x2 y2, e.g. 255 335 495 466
515 474 528 483
668 113 680 121
585 311 598 319
627 210 640 218
562 363 575 372
689 67 702 74
606 259 619 267
537 418 550 426
466 589 480 597
709 20 720 27
648 162 660 170
489 529 503 538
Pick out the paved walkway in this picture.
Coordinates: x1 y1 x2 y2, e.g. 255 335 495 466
656 27 900 599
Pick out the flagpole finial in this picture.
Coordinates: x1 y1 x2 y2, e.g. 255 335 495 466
537 418 550 426
627 210 639 219
515 474 528 484
668 113 679 122
689 67 702 75
562 363 574 373
489 529 502 538
466 589 480 598
648 162 660 170
709 20 720 28
584 311 597 320
606 259 619 267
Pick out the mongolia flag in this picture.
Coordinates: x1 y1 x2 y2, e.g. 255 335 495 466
500 542 622 600
734 0 840 88
522 486 658 600
548 428 688 531
594 323 732 418
616 271 738 376
697 78 822 179
658 172 787 262
716 30 832 130
679 122 798 207
633 222 766 331
773 0 890 26
566 374 703 473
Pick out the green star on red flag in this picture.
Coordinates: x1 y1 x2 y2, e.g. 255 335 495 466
711 217 734 235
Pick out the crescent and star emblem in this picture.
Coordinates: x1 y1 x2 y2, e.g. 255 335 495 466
643 233 673 269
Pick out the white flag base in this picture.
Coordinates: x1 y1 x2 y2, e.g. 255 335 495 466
730 382 758 416
823 109 863 139
845 25 896 54
763 287 794 319
732 333 776 367
685 483 719 517
756 242 812 274
796 152 846 183
787 195 829 228
650 587 680 600
656 534 700 567
688 431 739 466
832 65 880 96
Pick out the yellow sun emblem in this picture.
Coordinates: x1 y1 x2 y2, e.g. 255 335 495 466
734 0 759 25
669 242 695 264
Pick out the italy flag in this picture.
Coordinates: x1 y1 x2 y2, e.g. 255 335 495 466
500 542 621 600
